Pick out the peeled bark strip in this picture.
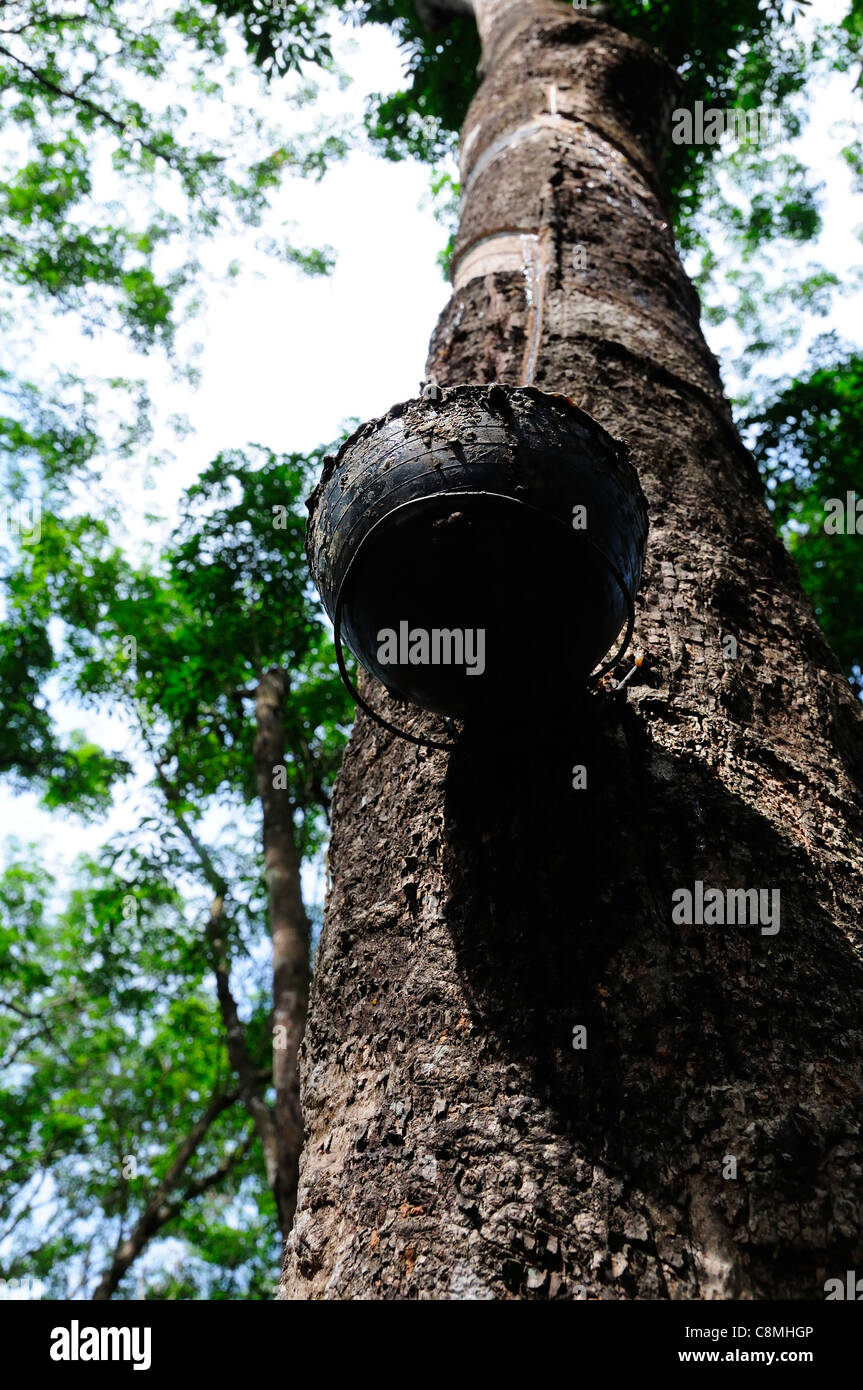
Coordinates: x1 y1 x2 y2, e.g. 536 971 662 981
281 3 863 1300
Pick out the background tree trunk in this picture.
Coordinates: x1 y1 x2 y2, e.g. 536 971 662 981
281 2 863 1299
254 668 310 1236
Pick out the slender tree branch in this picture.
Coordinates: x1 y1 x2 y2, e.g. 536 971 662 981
91 1084 240 1300
1 1026 45 1069
0 43 127 131
0 15 93 38
125 692 280 1205
0 41 218 177
153 758 228 896
202 895 280 1198
0 996 38 1019
163 1130 255 1221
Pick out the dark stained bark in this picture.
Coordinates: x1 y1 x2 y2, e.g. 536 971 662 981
254 668 311 1236
281 1 863 1299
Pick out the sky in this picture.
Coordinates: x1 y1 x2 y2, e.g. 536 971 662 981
2 0 862 904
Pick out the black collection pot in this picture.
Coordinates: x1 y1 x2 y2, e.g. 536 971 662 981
306 384 648 743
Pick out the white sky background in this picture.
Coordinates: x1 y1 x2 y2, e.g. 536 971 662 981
1 0 862 902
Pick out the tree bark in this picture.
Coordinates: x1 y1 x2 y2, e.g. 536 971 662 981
254 668 311 1237
281 2 863 1299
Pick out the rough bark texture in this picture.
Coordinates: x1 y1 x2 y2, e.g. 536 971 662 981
254 667 310 1236
280 2 863 1299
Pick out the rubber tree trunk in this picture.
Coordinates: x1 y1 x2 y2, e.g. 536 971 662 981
281 1 863 1299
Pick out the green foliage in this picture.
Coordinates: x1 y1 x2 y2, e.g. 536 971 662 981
0 1 344 348
347 0 480 164
0 846 278 1299
0 371 142 808
2 433 351 824
0 436 350 1294
744 342 863 690
0 0 352 823
425 166 460 278
0 0 355 1294
615 1 810 231
209 0 335 74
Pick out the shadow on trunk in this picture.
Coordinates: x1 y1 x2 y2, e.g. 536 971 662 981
441 694 863 1298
